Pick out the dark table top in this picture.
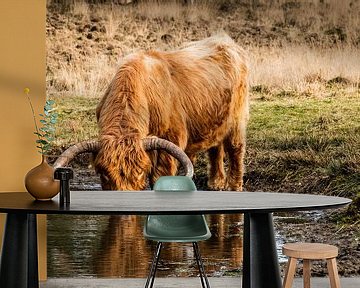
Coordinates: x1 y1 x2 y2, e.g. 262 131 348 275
0 191 351 215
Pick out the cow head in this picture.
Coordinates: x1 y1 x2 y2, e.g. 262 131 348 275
94 135 151 190
53 137 194 191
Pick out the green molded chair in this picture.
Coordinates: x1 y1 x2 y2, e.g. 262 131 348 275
144 176 211 288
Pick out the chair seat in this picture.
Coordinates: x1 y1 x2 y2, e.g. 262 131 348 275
144 214 211 242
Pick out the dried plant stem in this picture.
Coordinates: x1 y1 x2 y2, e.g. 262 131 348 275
24 89 43 154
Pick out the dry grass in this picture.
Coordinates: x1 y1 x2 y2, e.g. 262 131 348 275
48 55 115 98
249 44 360 96
46 0 360 98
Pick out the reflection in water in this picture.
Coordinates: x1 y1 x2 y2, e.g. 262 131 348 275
94 215 151 277
47 214 243 278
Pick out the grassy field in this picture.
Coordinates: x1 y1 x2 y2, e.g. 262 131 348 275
52 91 360 221
46 0 360 221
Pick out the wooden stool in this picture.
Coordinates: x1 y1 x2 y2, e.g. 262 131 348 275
282 242 341 288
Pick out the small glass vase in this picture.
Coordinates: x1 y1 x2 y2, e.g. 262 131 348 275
25 155 60 201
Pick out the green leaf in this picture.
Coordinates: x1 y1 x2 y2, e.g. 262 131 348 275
44 104 53 111
46 127 55 132
36 139 48 145
43 143 51 150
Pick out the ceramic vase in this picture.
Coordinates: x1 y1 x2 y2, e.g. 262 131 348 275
25 155 60 201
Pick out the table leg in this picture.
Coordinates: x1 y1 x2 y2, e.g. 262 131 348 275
242 213 282 288
0 213 39 288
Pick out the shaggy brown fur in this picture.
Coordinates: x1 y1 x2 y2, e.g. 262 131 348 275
95 34 249 191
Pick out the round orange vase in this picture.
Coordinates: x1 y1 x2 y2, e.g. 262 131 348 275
25 155 60 201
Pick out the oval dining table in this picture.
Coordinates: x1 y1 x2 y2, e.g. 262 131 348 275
0 190 351 288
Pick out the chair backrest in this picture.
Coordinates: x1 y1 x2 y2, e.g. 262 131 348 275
153 176 197 192
144 176 211 242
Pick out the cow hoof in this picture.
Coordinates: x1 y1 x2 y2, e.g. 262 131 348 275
208 178 226 191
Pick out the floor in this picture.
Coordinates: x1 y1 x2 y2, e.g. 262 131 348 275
40 277 360 288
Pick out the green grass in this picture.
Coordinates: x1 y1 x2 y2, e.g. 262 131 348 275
52 92 360 221
246 94 359 194
53 96 99 148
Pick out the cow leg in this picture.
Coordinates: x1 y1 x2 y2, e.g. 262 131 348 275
207 144 226 190
224 125 246 191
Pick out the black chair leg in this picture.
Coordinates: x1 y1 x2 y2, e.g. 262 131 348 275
193 242 211 288
145 242 162 288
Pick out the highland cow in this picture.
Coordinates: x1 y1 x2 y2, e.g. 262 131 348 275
54 34 249 191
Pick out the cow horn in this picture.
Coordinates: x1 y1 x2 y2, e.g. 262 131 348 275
53 137 194 178
142 137 194 178
53 140 100 169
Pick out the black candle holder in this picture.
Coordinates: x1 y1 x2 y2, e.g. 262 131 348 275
54 167 74 208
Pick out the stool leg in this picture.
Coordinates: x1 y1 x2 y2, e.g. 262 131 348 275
303 259 311 288
283 257 297 288
327 258 341 288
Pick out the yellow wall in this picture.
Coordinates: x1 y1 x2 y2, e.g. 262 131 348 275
0 0 47 281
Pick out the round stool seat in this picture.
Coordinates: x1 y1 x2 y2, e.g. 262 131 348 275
282 242 341 288
283 242 338 260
